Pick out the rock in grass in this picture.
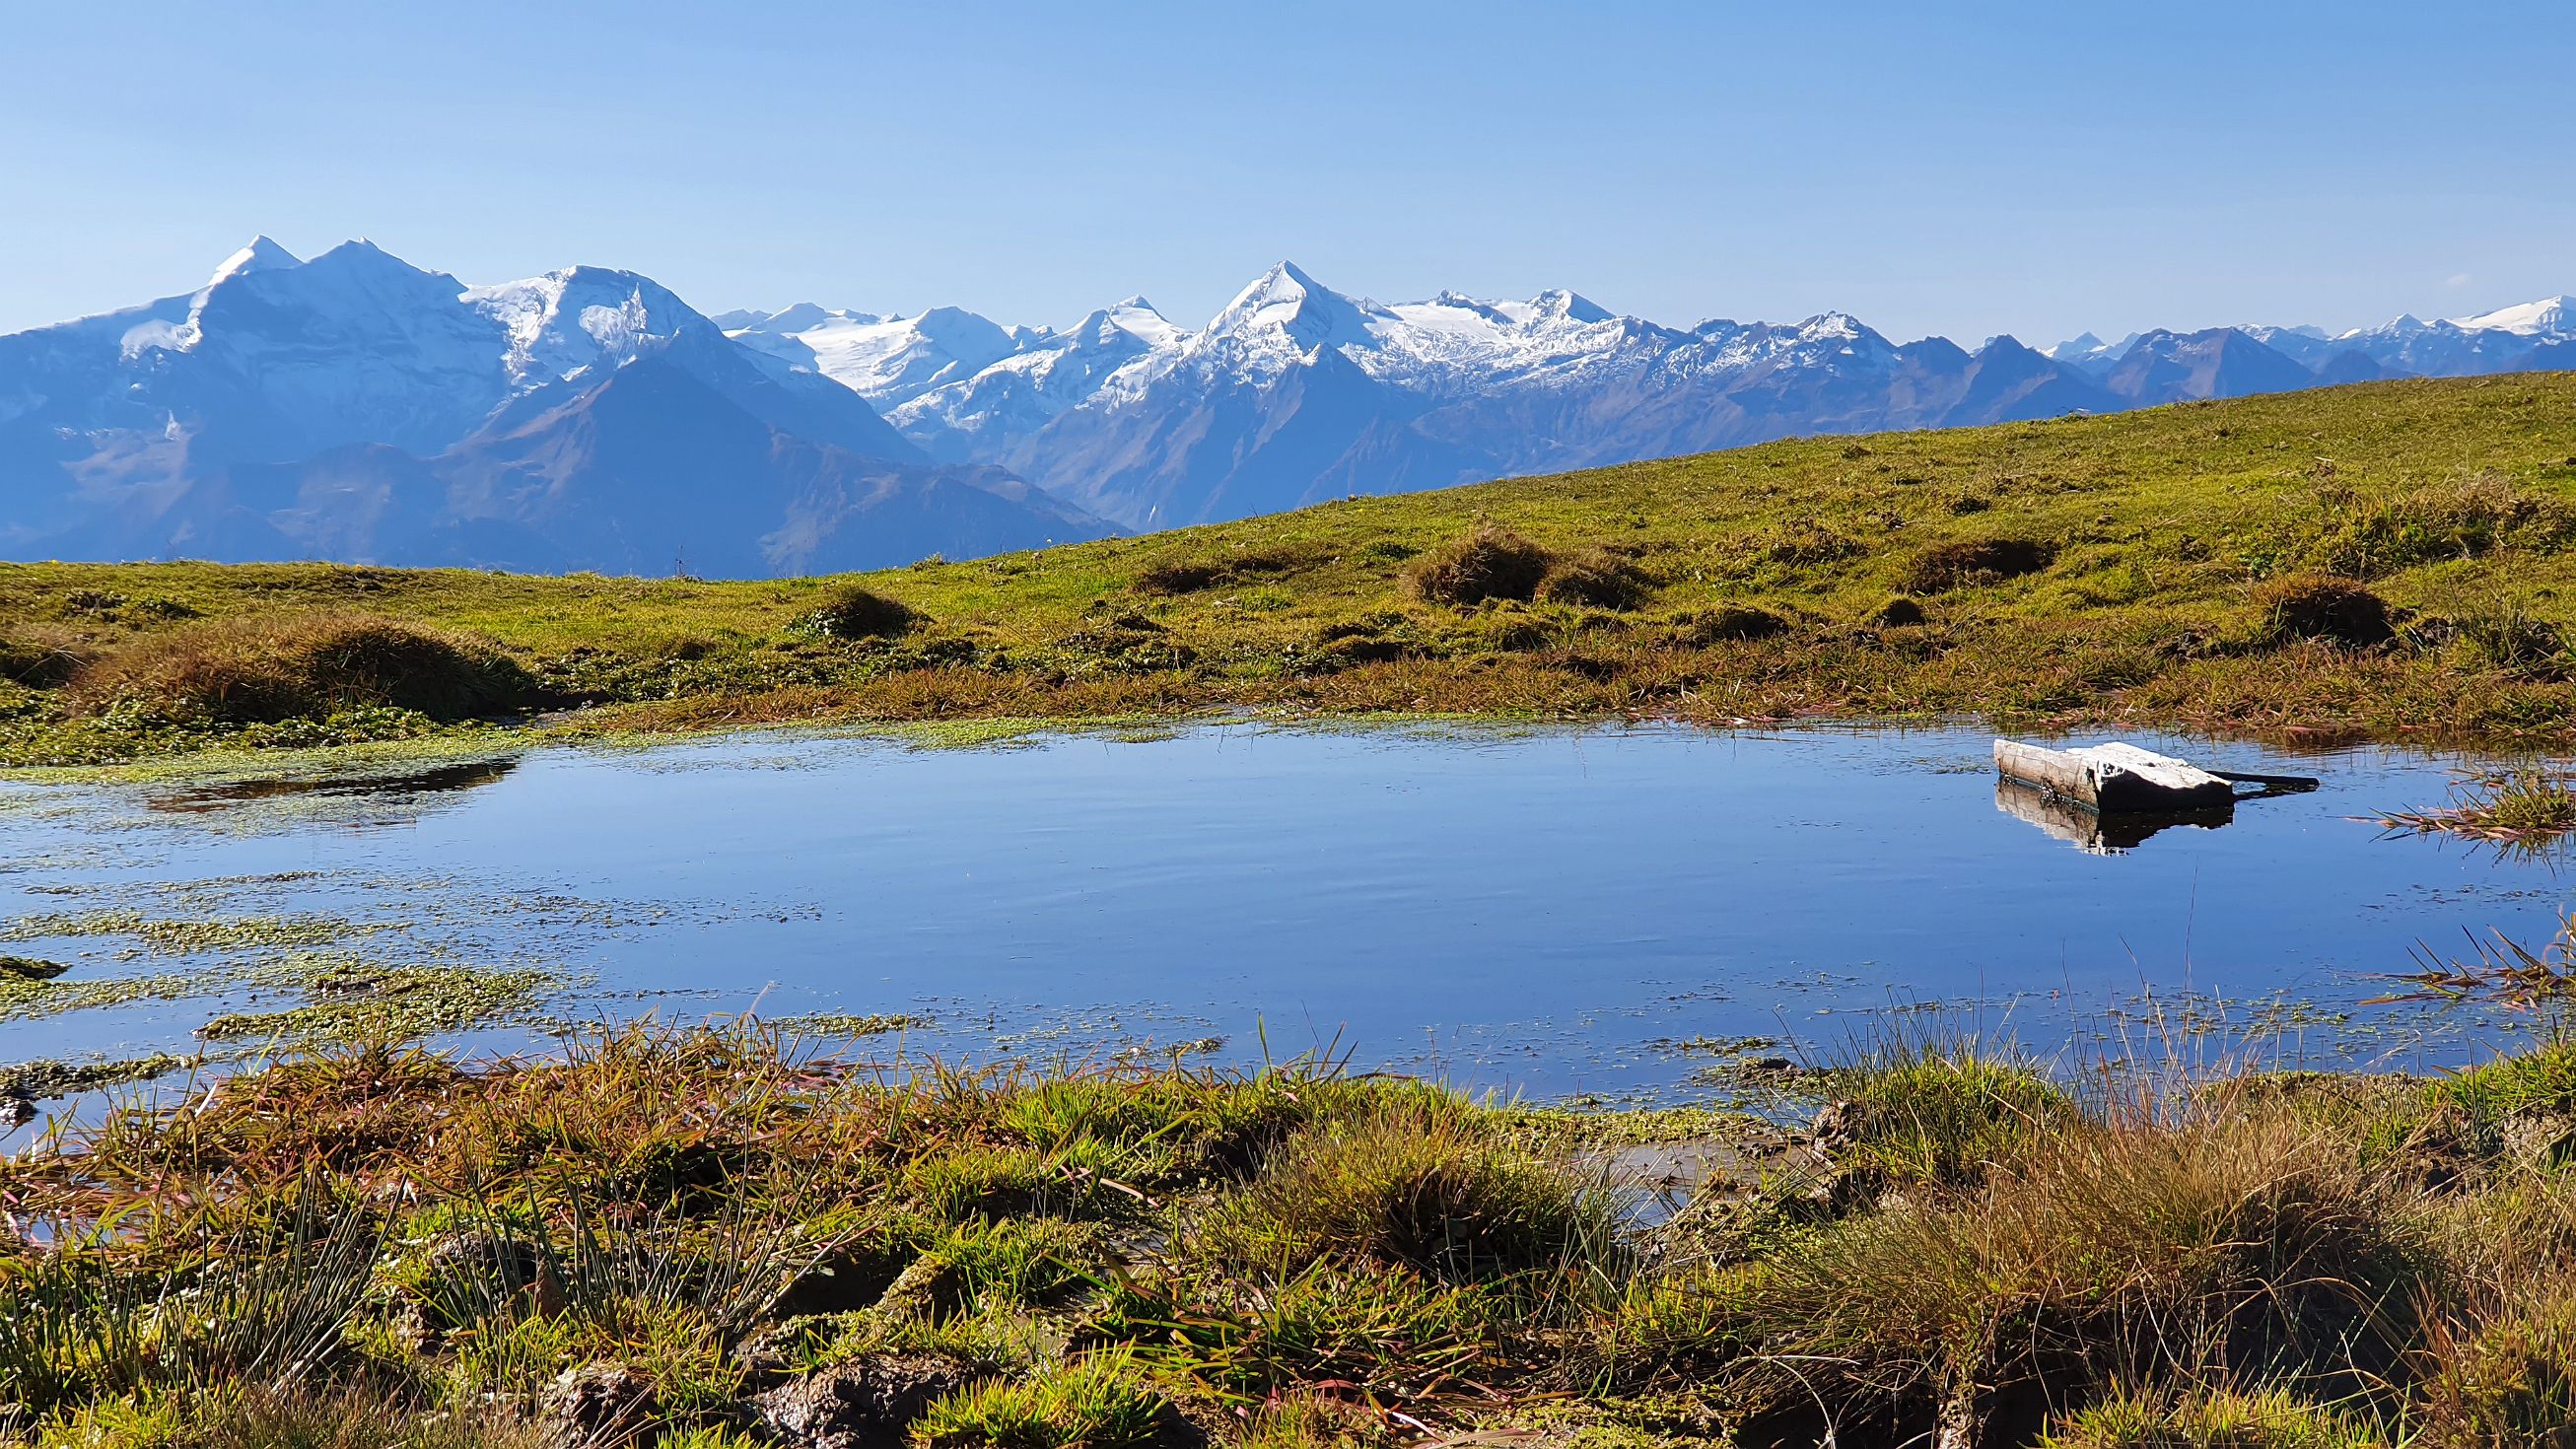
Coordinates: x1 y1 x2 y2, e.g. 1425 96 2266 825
755 1354 970 1449
538 1362 661 1448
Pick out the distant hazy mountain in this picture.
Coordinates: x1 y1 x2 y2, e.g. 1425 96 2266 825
740 264 2576 531
13 242 2572 567
0 241 1112 574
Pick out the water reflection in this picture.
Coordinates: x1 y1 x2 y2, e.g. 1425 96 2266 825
1993 780 2235 854
1 725 2564 1099
148 758 519 817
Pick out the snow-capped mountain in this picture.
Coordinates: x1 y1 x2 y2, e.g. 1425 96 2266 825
13 241 2573 566
0 241 1111 574
2057 298 2576 384
731 264 2576 531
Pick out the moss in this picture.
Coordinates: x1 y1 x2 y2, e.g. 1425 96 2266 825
0 910 372 957
195 963 550 1043
770 1011 927 1038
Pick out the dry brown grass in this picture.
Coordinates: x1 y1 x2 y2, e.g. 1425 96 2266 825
791 582 919 640
62 613 532 724
2256 576 2395 649
1403 524 1556 605
1906 536 2058 594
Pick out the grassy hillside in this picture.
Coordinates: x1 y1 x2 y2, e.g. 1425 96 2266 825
8 374 2576 766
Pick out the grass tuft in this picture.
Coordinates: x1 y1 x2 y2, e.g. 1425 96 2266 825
1535 548 1648 609
792 582 921 640
1904 536 2055 593
20 1020 2576 1445
2256 576 2393 649
1403 524 1555 605
2037 1386 2389 1448
911 1351 1171 1449
63 614 529 725
1190 1090 1622 1284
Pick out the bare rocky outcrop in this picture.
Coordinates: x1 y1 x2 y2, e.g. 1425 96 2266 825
753 1353 970 1449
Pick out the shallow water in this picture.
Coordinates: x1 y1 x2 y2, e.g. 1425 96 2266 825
0 724 2564 1111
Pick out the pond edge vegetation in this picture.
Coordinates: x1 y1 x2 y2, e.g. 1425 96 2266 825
12 1019 2576 1447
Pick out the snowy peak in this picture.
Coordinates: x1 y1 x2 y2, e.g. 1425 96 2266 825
208 236 302 288
0 237 1098 576
722 304 1021 408
724 302 877 334
1201 260 1378 354
2451 294 2576 336
1071 299 1182 350
464 266 711 386
1529 288 1611 325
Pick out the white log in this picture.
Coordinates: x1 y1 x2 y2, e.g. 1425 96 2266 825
1992 739 2240 813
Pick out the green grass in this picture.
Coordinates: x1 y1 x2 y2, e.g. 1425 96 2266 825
9 376 2576 769
17 1026 2576 1446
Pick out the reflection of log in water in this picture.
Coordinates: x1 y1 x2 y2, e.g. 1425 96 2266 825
148 759 520 815
1994 779 2234 855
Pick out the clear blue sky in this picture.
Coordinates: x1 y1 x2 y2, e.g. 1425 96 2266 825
5 1 2570 344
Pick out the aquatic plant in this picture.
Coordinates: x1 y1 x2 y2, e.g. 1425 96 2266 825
2373 768 2576 852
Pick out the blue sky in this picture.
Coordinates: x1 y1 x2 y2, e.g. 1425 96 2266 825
4 2 2570 343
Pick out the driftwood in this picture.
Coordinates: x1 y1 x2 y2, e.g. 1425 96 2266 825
1992 739 2319 814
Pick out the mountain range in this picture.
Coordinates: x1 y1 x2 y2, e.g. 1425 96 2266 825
0 241 1107 576
729 266 2576 533
6 241 2573 574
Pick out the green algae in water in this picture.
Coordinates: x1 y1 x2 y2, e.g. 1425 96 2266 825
1 1053 188 1102
197 962 550 1044
766 1011 928 1038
